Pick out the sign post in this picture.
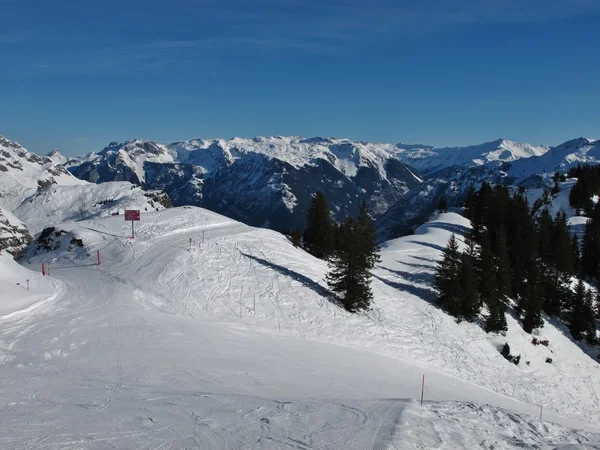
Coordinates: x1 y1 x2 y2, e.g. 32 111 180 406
124 210 141 239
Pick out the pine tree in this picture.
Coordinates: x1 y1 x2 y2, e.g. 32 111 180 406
438 197 448 213
459 251 480 322
582 217 600 279
434 234 462 317
521 266 544 334
326 200 380 312
303 191 334 259
572 234 581 276
569 279 597 343
463 184 477 221
495 226 512 300
480 233 507 333
507 193 536 303
291 229 302 247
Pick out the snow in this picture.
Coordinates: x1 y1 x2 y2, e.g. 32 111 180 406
394 139 550 176
1 206 599 447
0 250 58 317
508 138 600 184
0 135 86 211
167 136 410 181
13 181 168 234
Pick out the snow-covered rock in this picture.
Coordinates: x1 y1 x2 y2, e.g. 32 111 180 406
0 206 31 254
14 181 171 234
0 135 86 211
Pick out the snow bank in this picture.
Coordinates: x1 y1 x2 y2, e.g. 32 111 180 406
0 251 58 317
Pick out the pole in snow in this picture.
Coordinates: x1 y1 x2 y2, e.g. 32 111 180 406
540 405 543 420
131 220 135 239
203 231 205 244
420 374 425 406
42 263 46 276
26 279 30 291
97 250 101 265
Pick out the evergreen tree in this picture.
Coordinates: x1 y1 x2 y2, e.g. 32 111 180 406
356 199 381 277
471 182 493 240
569 279 597 343
291 229 302 247
434 234 462 317
480 233 507 333
551 172 561 195
438 197 448 213
536 208 554 265
459 251 480 322
521 266 544 333
539 210 574 316
326 200 380 312
481 242 506 332
572 234 581 276
463 184 477 221
303 191 334 259
582 218 600 279
495 226 512 300
507 193 537 303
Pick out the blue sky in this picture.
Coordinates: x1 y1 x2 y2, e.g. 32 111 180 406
1 0 599 156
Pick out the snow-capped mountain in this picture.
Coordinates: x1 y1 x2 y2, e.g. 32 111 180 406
395 138 550 177
378 137 600 240
0 135 86 211
68 136 423 230
0 206 31 254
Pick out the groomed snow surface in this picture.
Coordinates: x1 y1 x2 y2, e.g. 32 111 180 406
1 207 599 448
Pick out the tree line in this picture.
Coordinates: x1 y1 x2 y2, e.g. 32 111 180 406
287 191 380 313
568 164 600 212
436 182 598 342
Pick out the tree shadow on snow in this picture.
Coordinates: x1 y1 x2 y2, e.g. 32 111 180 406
410 255 438 264
239 252 342 308
378 266 434 286
419 221 470 237
372 273 438 305
398 261 436 271
404 240 445 253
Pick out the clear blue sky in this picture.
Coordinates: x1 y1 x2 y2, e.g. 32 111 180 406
1 0 599 156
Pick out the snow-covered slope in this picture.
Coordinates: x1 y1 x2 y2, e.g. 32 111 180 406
0 135 86 211
14 181 171 234
0 250 58 316
68 137 422 230
0 206 32 254
4 206 597 448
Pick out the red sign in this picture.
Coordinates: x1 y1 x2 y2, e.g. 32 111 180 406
125 210 141 221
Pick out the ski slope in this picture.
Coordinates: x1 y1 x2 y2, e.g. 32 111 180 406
1 207 599 448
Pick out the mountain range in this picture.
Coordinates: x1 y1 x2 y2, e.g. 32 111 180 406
2 132 599 244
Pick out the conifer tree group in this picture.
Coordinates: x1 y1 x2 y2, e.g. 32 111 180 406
435 180 599 342
302 191 380 313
